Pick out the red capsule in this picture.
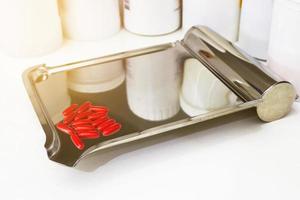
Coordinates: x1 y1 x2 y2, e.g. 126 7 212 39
56 122 74 135
77 131 100 139
75 111 93 121
71 119 92 126
70 133 85 150
63 113 76 124
62 104 78 117
102 123 122 136
95 109 109 116
63 111 76 119
77 101 92 114
88 112 106 121
73 125 96 131
92 116 108 127
90 106 109 113
59 102 122 149
76 129 97 133
97 119 116 132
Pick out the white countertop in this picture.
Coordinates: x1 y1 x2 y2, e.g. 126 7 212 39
0 30 300 200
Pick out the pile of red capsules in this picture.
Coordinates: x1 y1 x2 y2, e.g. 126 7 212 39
56 101 122 150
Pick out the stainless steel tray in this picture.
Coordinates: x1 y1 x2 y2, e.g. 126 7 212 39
23 26 297 167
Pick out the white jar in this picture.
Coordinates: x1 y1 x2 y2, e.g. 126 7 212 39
0 0 63 57
180 59 237 117
60 0 121 41
268 0 300 95
123 0 181 36
238 0 273 60
68 61 125 93
183 0 240 42
126 49 181 121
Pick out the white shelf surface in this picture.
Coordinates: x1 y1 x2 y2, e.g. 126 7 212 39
0 29 184 68
0 29 300 200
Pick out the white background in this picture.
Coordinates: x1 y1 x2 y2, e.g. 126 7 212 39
0 30 300 200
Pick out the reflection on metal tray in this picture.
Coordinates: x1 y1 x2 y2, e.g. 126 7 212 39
23 26 297 167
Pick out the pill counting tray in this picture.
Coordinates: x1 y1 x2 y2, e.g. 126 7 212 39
23 26 297 167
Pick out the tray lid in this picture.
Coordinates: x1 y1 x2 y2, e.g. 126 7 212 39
182 26 296 122
182 26 285 101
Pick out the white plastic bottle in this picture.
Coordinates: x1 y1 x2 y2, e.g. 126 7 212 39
268 0 300 95
183 0 240 42
60 0 121 41
0 0 63 57
123 0 181 36
238 0 274 60
126 49 181 121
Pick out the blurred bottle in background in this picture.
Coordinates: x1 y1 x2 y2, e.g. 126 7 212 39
123 0 181 36
59 0 121 41
0 0 63 57
183 0 240 42
268 0 300 95
237 0 273 60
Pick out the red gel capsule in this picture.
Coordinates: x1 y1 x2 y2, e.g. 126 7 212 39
76 129 98 134
88 112 107 121
73 125 96 131
90 106 109 113
75 111 93 121
63 111 76 119
62 104 78 117
95 109 109 116
92 116 108 127
97 119 116 132
70 133 85 150
77 101 92 114
77 132 100 139
71 119 92 126
102 123 122 136
63 113 76 124
56 122 74 135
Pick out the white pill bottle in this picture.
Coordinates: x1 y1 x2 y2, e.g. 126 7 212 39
0 0 63 57
60 0 121 41
123 0 181 36
238 0 274 60
183 0 240 42
268 0 300 95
